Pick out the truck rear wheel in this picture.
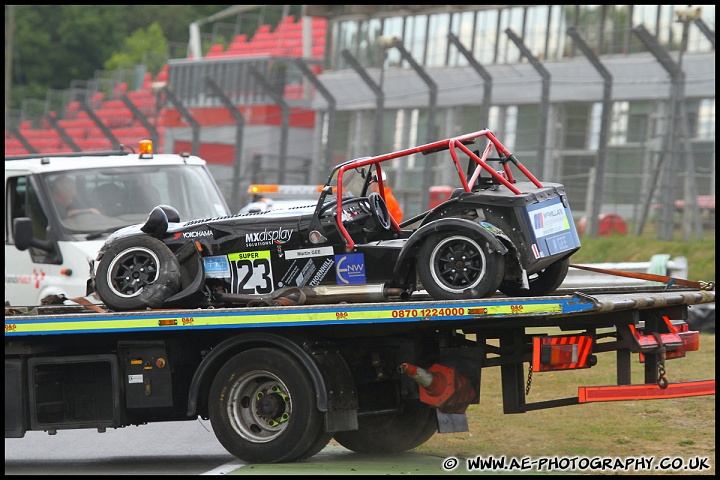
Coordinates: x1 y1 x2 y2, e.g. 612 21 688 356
333 400 438 454
208 348 328 463
95 235 181 311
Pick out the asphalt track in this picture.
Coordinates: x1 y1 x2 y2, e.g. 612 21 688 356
220 445 492 475
225 445 456 475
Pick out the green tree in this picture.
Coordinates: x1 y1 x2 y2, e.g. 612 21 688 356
7 5 302 110
9 5 128 104
104 22 168 76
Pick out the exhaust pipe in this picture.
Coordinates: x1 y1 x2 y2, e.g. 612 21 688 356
215 284 411 306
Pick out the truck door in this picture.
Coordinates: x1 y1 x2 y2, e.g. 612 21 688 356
4 174 62 306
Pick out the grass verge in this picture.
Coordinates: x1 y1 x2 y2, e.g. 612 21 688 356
416 332 715 475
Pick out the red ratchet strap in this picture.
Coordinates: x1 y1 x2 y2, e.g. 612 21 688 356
569 264 715 291
67 296 108 313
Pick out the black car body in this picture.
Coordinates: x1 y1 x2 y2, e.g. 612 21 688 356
92 130 582 311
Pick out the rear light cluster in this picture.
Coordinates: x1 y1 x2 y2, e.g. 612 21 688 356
632 316 700 362
532 334 595 372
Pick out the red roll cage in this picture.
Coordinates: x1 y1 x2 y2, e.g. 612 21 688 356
334 129 544 250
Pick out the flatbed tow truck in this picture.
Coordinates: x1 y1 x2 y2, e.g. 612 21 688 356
5 284 715 464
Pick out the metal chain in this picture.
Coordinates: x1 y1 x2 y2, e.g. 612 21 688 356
526 363 533 395
653 332 669 389
657 354 668 389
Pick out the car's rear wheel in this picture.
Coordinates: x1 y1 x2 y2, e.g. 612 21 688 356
499 257 570 297
95 235 180 311
417 232 505 300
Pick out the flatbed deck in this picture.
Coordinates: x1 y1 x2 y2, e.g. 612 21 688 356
6 286 714 337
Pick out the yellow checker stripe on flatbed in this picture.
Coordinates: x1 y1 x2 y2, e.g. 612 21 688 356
5 301 568 336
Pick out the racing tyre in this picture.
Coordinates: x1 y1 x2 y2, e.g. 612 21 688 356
95 235 180 311
333 400 438 454
499 257 570 297
209 348 327 464
417 232 505 300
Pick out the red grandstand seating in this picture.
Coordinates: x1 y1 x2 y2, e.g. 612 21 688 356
5 15 328 155
62 126 89 139
89 92 104 108
126 90 156 109
95 108 134 127
4 138 28 156
207 44 225 57
141 73 153 90
113 82 128 99
102 99 126 109
65 101 81 119
19 129 59 140
28 138 62 150
155 65 169 83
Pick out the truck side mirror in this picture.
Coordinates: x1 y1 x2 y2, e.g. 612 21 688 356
13 217 54 252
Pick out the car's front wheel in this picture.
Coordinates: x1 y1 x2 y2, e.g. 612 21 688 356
95 235 181 311
417 232 505 300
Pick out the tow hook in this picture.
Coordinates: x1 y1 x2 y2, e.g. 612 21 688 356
399 362 476 414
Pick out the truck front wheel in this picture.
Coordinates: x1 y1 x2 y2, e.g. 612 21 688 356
333 400 438 454
208 348 329 463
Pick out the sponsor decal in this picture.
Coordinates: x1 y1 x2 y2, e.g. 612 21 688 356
285 246 334 260
479 221 504 235
245 227 293 247
335 253 366 285
228 251 271 261
174 229 213 240
533 212 544 229
5 274 33 285
228 250 274 294
203 255 231 278
309 258 334 286
278 260 300 288
297 259 317 286
33 269 46 289
531 203 569 237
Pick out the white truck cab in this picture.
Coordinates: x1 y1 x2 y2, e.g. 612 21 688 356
5 142 231 307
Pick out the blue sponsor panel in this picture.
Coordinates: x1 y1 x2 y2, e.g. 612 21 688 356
524 197 581 258
335 253 366 285
203 255 231 278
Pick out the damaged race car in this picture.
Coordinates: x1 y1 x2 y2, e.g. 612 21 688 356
91 129 581 311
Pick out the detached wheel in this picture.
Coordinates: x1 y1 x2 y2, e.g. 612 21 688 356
499 257 570 297
334 400 437 454
95 235 180 311
417 232 505 300
209 348 327 464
